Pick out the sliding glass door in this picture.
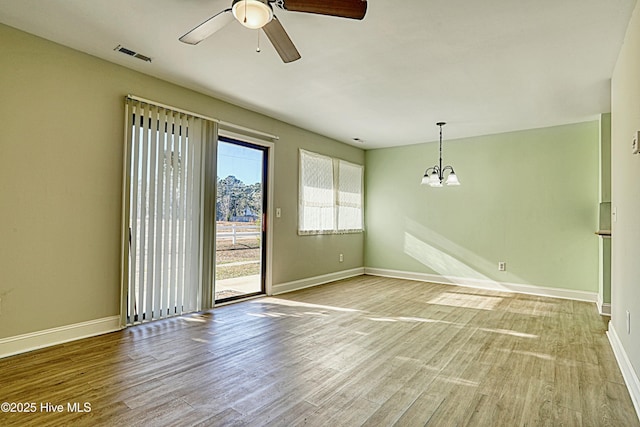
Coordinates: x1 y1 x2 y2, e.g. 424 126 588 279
123 97 273 325
214 137 268 303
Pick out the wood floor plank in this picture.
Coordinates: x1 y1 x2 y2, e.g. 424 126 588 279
0 275 638 426
361 386 421 426
518 378 555 426
393 391 444 427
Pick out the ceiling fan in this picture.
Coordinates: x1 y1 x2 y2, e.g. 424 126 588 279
179 0 368 63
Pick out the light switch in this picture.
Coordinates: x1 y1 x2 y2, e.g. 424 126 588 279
276 208 281 218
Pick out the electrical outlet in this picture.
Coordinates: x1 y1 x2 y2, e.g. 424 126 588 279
627 310 631 334
339 253 344 263
498 262 506 271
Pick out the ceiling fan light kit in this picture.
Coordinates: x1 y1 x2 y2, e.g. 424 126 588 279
232 0 273 29
179 0 367 63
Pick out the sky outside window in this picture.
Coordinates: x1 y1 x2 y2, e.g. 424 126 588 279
217 141 262 184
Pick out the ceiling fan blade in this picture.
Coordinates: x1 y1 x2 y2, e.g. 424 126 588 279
262 16 301 63
179 8 234 45
278 0 367 20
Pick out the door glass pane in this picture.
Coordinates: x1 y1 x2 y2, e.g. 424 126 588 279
215 138 266 302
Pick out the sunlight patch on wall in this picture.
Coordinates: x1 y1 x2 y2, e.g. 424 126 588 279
404 218 529 286
404 232 495 282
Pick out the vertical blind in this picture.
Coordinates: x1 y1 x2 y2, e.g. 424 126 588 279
123 97 215 325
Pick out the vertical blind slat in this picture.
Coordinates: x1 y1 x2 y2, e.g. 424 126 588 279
153 107 167 320
145 104 159 320
183 116 194 311
138 102 150 320
186 119 202 311
123 98 135 324
160 112 172 317
175 113 187 314
168 112 178 315
129 103 141 321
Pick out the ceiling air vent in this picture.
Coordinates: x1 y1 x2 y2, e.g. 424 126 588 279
114 45 152 63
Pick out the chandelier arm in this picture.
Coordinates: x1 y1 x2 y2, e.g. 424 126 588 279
424 166 438 176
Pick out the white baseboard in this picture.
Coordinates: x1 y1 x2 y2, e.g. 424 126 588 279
597 294 612 316
0 316 122 359
607 322 640 420
600 303 612 316
364 268 598 303
271 267 365 295
273 267 598 304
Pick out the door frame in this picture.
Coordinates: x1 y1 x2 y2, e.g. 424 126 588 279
215 130 274 302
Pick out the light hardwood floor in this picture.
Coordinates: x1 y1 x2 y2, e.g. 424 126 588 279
1 275 638 426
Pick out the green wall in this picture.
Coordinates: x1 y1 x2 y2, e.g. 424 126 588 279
600 113 612 203
365 122 600 292
0 23 363 339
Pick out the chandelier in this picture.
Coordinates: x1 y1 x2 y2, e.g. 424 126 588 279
421 122 460 187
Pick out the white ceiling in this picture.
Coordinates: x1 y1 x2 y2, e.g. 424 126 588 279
0 0 635 148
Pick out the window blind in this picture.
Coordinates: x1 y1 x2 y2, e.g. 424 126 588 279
337 159 364 231
299 150 334 233
298 149 364 235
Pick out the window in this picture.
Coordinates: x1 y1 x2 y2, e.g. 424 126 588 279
298 149 363 235
337 159 364 231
